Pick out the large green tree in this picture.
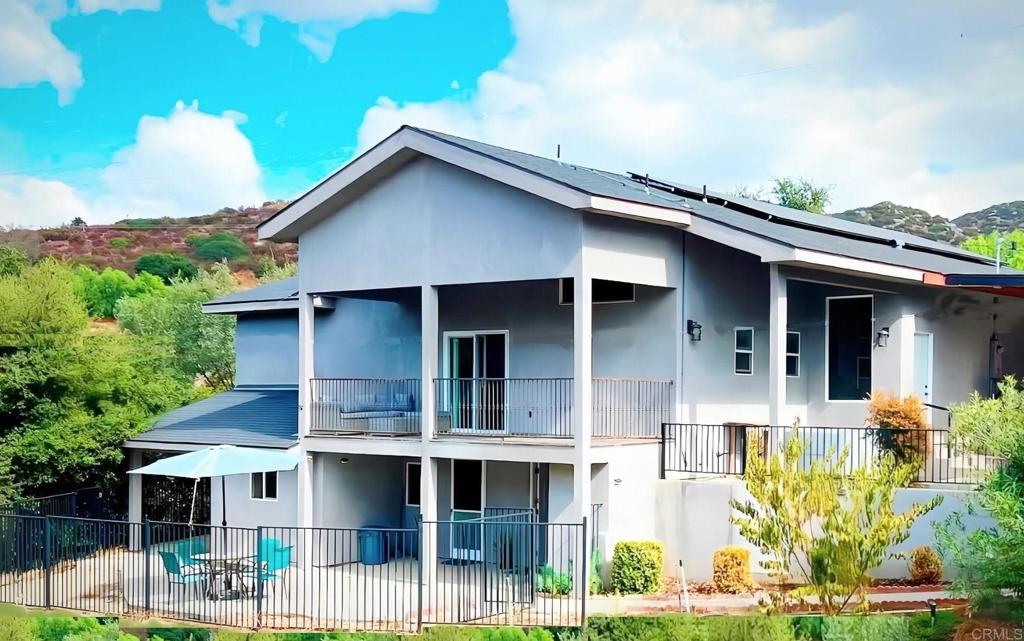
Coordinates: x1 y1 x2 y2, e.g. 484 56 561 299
116 263 237 390
961 230 1024 270
0 260 195 499
734 178 833 213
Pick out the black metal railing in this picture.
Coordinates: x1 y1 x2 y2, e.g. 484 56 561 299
0 513 586 631
660 423 1004 485
310 378 421 435
592 378 672 438
434 378 573 438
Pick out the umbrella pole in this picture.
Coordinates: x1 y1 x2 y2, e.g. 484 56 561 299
188 478 198 526
221 475 228 551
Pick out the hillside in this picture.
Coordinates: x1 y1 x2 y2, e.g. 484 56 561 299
953 201 1024 235
831 201 965 244
0 201 297 273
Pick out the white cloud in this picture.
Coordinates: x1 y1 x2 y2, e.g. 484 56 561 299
0 176 93 229
0 101 267 227
206 0 437 61
356 0 1024 218
77 0 161 14
0 0 82 105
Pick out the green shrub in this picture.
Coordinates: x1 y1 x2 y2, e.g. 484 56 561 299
590 547 604 594
820 615 908 641
708 615 795 641
908 546 943 584
31 617 128 641
122 218 160 228
135 253 198 283
192 232 249 261
108 237 133 249
475 629 553 641
420 628 479 641
0 616 34 641
0 245 29 277
610 540 663 594
536 564 573 595
587 614 708 641
712 546 754 594
907 611 961 641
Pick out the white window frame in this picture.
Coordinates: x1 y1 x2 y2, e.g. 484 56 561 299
250 471 278 502
825 294 874 403
405 461 421 507
734 327 754 376
786 331 800 378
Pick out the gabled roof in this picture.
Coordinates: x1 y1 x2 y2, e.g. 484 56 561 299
125 386 298 449
258 125 1008 282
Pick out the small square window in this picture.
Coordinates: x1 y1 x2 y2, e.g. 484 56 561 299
251 471 278 501
734 327 754 375
786 331 800 378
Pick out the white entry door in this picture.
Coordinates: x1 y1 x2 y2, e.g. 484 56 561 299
914 332 934 403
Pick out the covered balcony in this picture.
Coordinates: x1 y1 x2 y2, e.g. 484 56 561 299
304 278 679 443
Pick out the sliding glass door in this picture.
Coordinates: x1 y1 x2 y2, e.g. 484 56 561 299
445 332 508 432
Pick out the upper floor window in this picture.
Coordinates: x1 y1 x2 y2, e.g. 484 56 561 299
734 327 754 375
251 471 278 501
786 331 800 378
827 296 872 401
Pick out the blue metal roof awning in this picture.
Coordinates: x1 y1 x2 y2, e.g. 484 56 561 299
945 273 1024 288
125 386 299 450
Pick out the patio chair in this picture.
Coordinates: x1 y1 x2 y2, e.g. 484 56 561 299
176 537 207 568
158 551 208 600
241 543 293 599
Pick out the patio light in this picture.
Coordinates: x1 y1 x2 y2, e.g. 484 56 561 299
686 320 703 342
876 327 890 348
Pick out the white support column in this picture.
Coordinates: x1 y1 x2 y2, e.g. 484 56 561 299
421 285 439 443
298 293 316 437
297 451 314 527
128 449 143 550
419 456 438 601
768 264 788 426
673 285 684 424
897 314 916 398
572 271 593 521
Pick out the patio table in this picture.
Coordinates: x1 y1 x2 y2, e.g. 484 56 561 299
193 550 254 600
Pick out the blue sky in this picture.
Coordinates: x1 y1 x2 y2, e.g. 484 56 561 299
0 1 1022 226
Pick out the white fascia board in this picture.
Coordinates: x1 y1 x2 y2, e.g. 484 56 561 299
785 249 926 283
259 128 592 241
585 196 692 227
301 436 424 458
202 295 334 315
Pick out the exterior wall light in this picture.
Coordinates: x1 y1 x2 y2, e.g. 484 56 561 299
687 320 703 342
876 327 890 348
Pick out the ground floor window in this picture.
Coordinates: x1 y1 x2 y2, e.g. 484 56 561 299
250 471 278 500
734 327 754 375
827 296 872 400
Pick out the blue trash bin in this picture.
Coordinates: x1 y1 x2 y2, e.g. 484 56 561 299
359 528 388 565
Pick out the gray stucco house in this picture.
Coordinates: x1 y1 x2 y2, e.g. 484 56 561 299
124 125 1024 581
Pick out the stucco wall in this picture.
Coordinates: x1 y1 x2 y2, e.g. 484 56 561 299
314 292 421 379
654 477 990 582
210 469 298 529
298 156 582 293
315 453 406 530
235 314 299 386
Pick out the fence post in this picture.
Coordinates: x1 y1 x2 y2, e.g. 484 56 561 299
143 520 152 614
43 516 52 609
255 526 264 628
659 423 666 479
580 516 588 626
416 517 423 633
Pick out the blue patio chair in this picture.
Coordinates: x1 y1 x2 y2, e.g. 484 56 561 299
242 543 292 599
158 551 208 600
175 538 207 568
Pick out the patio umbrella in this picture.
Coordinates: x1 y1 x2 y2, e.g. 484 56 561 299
129 445 301 528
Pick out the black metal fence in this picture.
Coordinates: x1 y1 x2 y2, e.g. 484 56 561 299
660 423 1004 485
0 513 586 631
592 378 673 438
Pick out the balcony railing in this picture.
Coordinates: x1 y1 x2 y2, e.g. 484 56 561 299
309 377 674 439
434 378 573 438
593 378 673 438
310 378 421 435
660 423 1005 485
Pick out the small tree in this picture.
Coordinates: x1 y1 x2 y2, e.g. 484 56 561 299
0 245 29 278
866 390 930 468
731 426 941 614
770 177 831 213
135 253 198 284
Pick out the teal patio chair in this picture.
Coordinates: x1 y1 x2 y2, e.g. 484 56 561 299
242 543 293 599
158 551 208 600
